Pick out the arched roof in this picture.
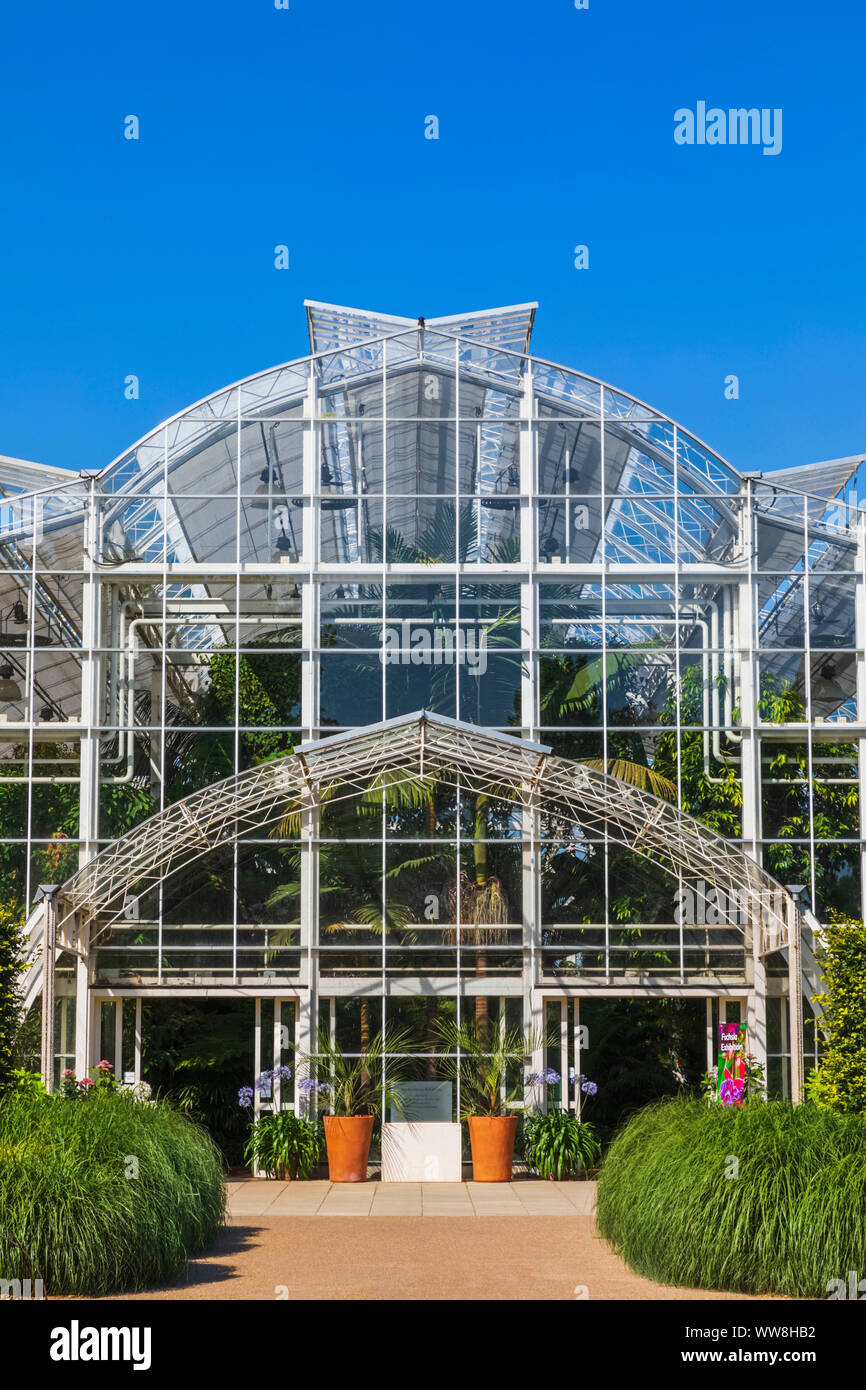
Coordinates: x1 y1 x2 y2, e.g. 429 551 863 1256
57 710 798 958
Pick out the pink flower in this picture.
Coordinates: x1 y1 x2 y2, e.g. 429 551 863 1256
96 1060 113 1071
78 1077 94 1088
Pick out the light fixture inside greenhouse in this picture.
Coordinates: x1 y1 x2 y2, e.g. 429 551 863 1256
0 661 21 701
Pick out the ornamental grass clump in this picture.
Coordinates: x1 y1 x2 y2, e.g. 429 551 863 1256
596 1097 866 1298
0 1088 225 1295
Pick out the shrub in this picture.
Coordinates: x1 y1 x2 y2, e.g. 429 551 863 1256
520 1109 601 1180
0 907 23 1091
0 1089 226 1294
811 913 866 1115
244 1110 321 1179
596 1098 866 1298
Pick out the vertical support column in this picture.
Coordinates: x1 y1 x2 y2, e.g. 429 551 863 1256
39 891 57 1091
517 368 540 1086
295 363 320 1115
737 482 768 1080
133 998 142 1084
856 520 866 925
73 951 93 1079
519 363 535 566
301 364 318 568
297 803 319 1118
149 666 163 800
747 951 768 1076
273 999 283 1111
705 998 715 1076
523 804 543 1096
75 477 102 1077
114 998 124 1079
252 998 263 1176
574 999 583 1117
788 896 804 1104
558 1000 568 1113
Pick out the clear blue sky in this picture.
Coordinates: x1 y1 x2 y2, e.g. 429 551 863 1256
1 0 864 478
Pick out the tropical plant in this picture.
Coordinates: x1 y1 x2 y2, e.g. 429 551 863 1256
596 1097 866 1298
243 1109 321 1179
0 1088 225 1295
520 1108 601 1180
292 1026 415 1117
436 1018 544 1117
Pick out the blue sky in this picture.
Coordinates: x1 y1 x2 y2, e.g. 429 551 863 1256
1 0 864 478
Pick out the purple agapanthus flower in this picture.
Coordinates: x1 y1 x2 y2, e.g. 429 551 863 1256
238 1086 254 1109
298 1077 330 1096
526 1068 561 1087
580 1079 598 1097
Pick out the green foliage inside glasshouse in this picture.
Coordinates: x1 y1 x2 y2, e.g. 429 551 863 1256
596 1098 866 1298
810 913 866 1115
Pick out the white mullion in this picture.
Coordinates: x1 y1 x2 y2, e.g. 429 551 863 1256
802 492 817 916
600 386 610 980
673 424 684 983
232 389 242 983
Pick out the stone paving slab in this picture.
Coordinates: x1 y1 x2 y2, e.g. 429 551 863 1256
227 1177 597 1217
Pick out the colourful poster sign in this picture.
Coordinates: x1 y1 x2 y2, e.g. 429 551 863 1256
716 1022 747 1107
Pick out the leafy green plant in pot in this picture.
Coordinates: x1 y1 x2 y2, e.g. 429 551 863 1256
520 1071 602 1180
238 1070 321 1179
436 1019 544 1181
292 1026 414 1182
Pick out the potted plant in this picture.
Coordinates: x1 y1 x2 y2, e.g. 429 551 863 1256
239 1066 321 1178
293 1026 413 1182
243 1108 321 1180
520 1072 601 1180
437 1019 544 1181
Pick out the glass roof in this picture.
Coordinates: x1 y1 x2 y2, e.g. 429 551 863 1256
0 302 862 637
0 303 863 736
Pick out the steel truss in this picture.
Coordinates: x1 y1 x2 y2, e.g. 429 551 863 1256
56 709 802 961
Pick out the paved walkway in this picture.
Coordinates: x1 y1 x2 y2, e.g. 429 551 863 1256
227 1177 597 1217
105 1179 782 1300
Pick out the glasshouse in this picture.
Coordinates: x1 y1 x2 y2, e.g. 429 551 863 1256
5 300 865 1119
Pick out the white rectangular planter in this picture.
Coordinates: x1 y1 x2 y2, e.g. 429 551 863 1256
381 1122 463 1182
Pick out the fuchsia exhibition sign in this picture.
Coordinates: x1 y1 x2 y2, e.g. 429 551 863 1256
716 1022 747 1106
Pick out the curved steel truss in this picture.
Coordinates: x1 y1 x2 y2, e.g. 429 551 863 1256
57 710 800 958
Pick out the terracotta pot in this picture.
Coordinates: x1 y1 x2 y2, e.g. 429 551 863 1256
323 1114 374 1182
468 1115 519 1181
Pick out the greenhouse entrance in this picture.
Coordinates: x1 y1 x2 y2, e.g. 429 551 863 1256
27 710 812 1110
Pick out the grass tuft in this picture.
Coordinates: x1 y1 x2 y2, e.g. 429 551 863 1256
596 1098 866 1298
0 1090 226 1294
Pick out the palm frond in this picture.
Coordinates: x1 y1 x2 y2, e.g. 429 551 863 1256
580 758 677 802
